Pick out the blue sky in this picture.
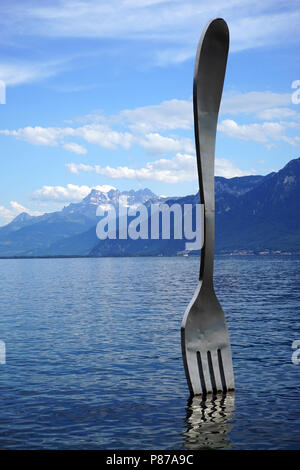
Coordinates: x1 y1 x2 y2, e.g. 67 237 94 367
0 0 299 225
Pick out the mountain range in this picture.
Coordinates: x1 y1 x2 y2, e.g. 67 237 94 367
0 157 299 257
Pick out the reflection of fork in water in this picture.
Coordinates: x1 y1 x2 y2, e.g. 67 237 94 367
183 392 235 450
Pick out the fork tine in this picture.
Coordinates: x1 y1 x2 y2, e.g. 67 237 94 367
185 349 202 395
218 347 234 391
196 351 207 394
209 349 223 393
197 350 212 395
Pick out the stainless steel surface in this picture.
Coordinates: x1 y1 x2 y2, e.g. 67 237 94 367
181 18 235 396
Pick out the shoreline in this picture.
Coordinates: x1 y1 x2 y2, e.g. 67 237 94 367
0 251 299 260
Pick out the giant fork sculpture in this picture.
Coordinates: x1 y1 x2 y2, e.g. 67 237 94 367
181 18 235 396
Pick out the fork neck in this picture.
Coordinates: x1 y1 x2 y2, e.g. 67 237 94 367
194 110 217 286
200 205 215 286
197 134 216 286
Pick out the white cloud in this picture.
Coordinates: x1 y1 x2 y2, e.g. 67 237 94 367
123 91 298 127
120 99 193 132
10 201 42 217
74 124 133 149
0 123 133 151
120 91 297 134
63 142 87 154
4 1 299 57
67 154 196 183
0 101 192 157
0 205 14 221
218 119 299 146
256 107 300 120
67 163 93 174
228 8 300 52
32 184 116 202
66 153 252 183
1 90 298 157
138 132 194 155
0 126 62 146
221 91 292 116
215 158 253 178
32 183 116 202
0 0 298 96
0 200 43 224
1 89 298 193
0 60 67 86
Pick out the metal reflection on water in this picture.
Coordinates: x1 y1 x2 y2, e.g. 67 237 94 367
183 392 235 450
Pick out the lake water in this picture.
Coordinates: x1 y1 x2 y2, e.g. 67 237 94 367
0 256 299 450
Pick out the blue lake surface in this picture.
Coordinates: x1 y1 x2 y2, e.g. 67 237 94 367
0 256 299 449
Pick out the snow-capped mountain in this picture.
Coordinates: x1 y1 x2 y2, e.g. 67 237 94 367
0 188 159 256
0 157 300 257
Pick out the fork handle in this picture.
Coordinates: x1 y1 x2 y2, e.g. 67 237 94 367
193 18 229 284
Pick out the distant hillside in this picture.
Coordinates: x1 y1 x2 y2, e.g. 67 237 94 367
215 158 300 252
0 158 299 257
